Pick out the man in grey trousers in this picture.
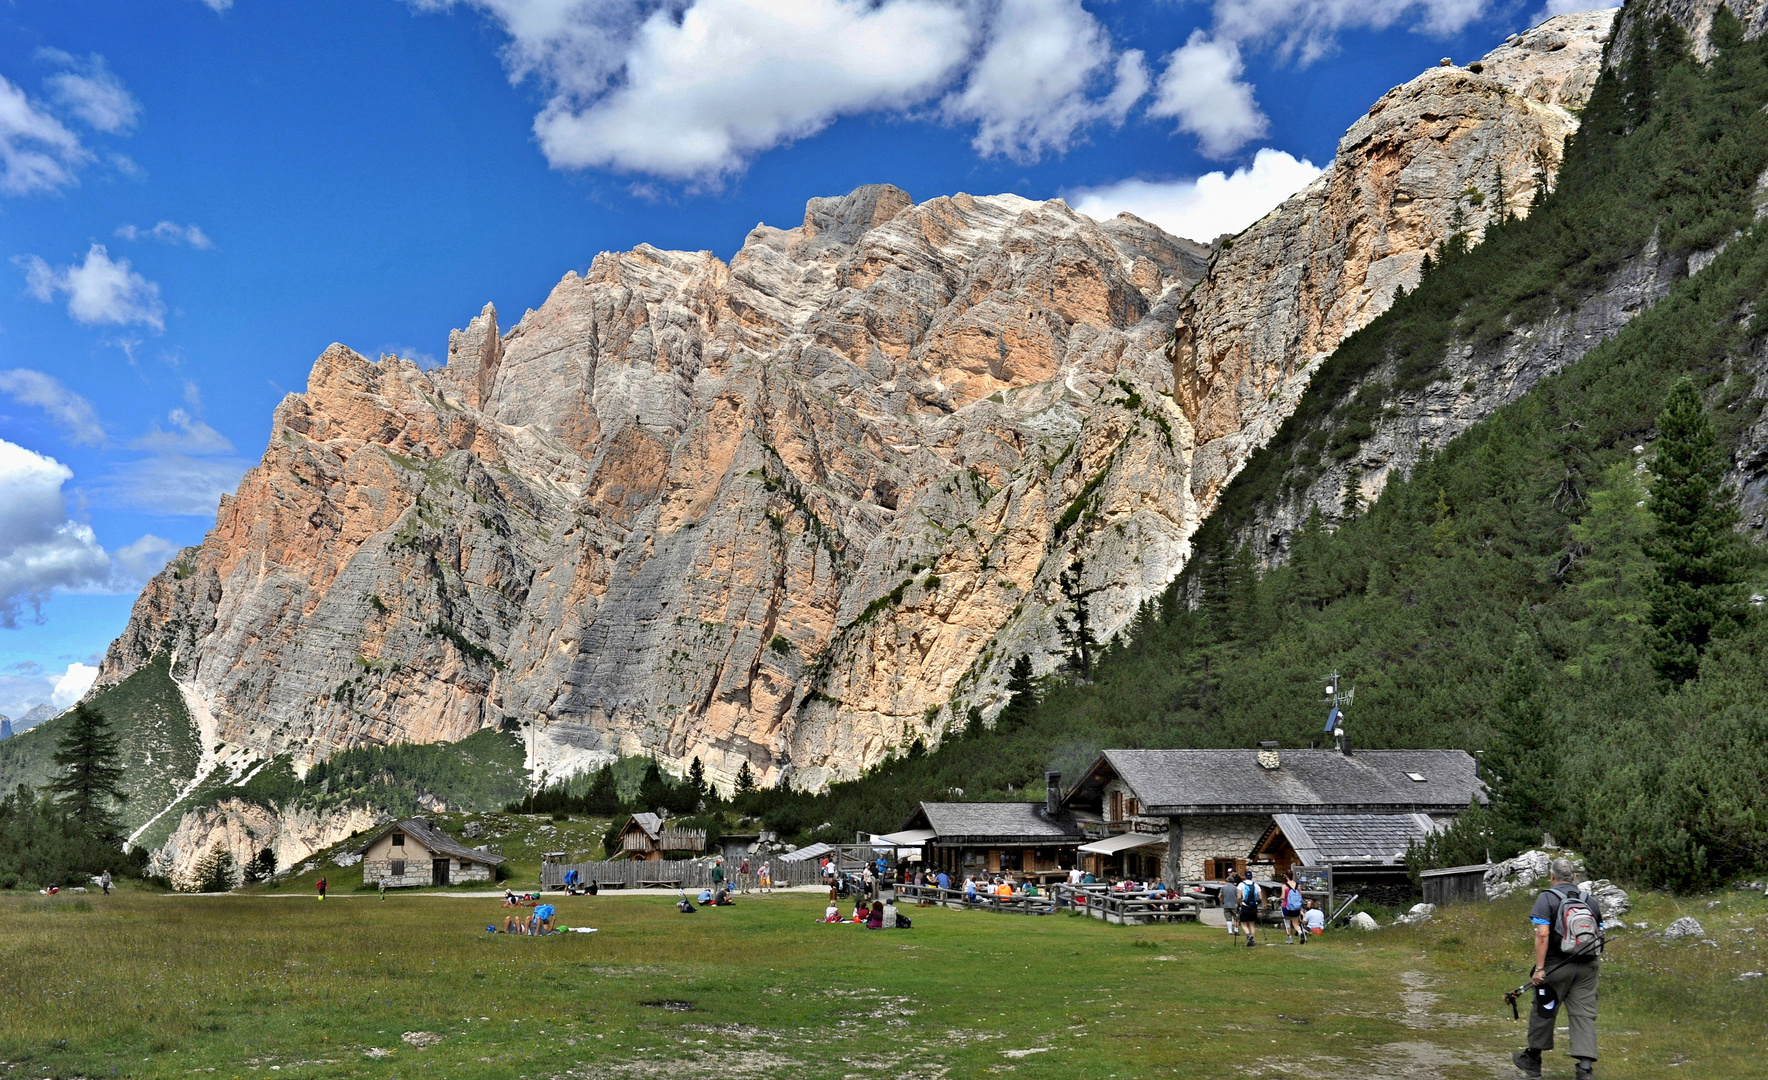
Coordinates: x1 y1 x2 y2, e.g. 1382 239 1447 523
1514 857 1600 1078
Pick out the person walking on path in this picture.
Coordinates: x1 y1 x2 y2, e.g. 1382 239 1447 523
738 857 751 893
99 870 111 895
316 877 328 901
1238 876 1262 947
1221 873 1242 938
711 858 724 895
758 861 772 892
1282 876 1307 944
1514 858 1603 1078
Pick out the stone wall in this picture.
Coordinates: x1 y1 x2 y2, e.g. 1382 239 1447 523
1172 815 1271 879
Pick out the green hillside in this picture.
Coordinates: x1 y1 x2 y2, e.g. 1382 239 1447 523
0 657 201 838
746 7 1768 890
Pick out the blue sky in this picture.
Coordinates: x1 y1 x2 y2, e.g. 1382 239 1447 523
0 0 1583 716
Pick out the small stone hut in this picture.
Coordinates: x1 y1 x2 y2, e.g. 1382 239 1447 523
359 818 504 888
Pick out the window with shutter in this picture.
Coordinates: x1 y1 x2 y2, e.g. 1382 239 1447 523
391 859 405 876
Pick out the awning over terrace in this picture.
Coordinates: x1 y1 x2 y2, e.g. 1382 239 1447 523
1078 831 1168 855
874 829 936 847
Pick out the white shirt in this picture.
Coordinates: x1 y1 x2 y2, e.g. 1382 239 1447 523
1068 868 1083 885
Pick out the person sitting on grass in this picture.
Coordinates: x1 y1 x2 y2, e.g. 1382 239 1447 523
821 901 841 923
503 888 520 907
678 895 698 913
866 901 885 929
531 903 556 934
1304 900 1325 937
850 897 868 923
502 913 527 934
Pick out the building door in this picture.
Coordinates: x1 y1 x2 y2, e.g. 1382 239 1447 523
432 858 450 886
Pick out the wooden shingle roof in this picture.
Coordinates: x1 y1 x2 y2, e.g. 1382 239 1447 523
1273 813 1441 866
1066 748 1483 816
902 802 1084 845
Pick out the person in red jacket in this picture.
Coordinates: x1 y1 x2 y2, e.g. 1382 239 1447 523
316 877 328 901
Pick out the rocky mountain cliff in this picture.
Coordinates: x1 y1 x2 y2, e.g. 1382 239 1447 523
99 13 1616 796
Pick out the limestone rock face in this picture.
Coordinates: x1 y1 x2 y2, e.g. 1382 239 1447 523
1173 11 1617 513
99 15 1621 793
104 187 1211 791
152 797 385 888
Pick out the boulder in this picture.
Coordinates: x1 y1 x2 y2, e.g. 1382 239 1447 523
463 820 483 839
1663 916 1706 940
1350 911 1380 931
1394 902 1437 926
1587 880 1632 919
1485 850 1585 900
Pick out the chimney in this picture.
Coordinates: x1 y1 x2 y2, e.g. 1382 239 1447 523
1257 741 1281 770
1045 770 1062 817
1338 731 1354 756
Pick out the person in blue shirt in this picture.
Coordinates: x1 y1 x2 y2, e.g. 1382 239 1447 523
935 870 950 891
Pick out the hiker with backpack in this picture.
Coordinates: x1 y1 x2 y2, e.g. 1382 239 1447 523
1281 875 1307 944
1513 857 1603 1079
1237 875 1263 947
1221 873 1242 939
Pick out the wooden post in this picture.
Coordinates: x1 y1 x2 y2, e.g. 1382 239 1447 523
1164 817 1182 886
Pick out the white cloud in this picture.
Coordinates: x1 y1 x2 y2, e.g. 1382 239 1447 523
0 74 89 195
1068 147 1323 243
1531 0 1589 23
1148 32 1266 159
0 439 112 627
131 409 235 455
39 51 141 134
51 662 99 710
0 369 106 447
97 455 250 517
199 0 234 9
18 244 165 330
943 0 1148 161
414 0 1149 180
116 221 214 249
529 0 974 180
1209 0 1491 64
111 534 178 585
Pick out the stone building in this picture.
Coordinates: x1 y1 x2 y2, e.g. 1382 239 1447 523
1059 746 1483 883
359 818 505 888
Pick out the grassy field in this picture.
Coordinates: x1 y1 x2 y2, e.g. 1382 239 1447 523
0 884 1762 1079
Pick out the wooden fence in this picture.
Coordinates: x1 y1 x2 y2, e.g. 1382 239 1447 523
540 857 825 891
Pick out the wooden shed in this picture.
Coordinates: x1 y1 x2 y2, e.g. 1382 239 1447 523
358 818 504 888
1420 863 1494 907
614 812 706 861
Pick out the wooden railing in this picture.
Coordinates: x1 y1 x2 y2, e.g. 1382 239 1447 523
540 857 823 891
1056 884 1202 924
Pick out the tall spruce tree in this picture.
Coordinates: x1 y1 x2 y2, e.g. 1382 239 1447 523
996 655 1037 732
734 761 757 797
1484 628 1566 852
1055 558 1099 680
49 703 127 840
1644 378 1749 684
585 764 622 815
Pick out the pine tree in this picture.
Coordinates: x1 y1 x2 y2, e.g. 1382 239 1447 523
1341 468 1363 521
638 758 672 814
1055 558 1099 681
1645 378 1750 684
1484 629 1565 851
585 764 621 815
996 655 1037 732
1566 461 1655 676
734 761 757 797
687 757 708 800
189 843 238 894
48 704 127 841
243 846 277 884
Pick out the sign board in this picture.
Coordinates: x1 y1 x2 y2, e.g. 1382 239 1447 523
1293 865 1331 894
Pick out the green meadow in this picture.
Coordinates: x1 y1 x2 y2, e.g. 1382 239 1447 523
0 885 1761 1079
